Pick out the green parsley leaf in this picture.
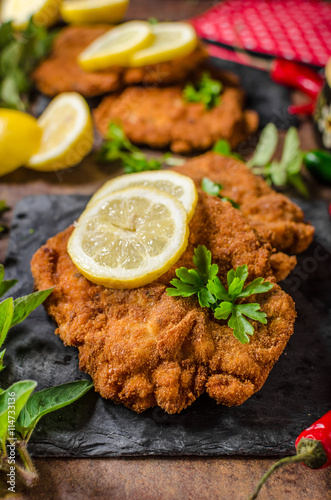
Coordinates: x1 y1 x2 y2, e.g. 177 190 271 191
193 245 218 283
201 177 240 209
183 73 222 110
98 122 182 174
11 288 53 327
167 248 274 343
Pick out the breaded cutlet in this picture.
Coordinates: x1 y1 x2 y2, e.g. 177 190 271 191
32 25 209 98
173 152 315 255
31 192 296 414
93 86 258 153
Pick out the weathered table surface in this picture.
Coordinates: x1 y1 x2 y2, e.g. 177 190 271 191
1 1 331 499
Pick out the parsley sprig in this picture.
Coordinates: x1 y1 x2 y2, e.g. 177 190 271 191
183 72 223 110
0 19 55 110
201 177 240 209
166 246 274 343
247 124 309 197
97 122 184 173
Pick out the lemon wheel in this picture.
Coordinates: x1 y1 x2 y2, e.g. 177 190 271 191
68 186 189 288
129 22 198 67
78 21 154 72
88 170 198 222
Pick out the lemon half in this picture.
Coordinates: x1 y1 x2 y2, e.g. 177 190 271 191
60 0 129 25
1 0 61 29
0 110 42 177
129 22 198 67
88 170 198 222
27 92 93 172
68 186 189 288
78 21 154 72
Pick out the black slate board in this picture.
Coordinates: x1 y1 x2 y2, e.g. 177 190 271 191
2 194 331 458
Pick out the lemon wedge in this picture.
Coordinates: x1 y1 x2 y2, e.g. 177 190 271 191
68 186 189 288
60 0 129 25
1 0 61 29
0 110 42 177
27 92 93 172
88 171 198 222
129 22 198 67
78 21 154 72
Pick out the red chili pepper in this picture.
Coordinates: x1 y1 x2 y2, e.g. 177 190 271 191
248 410 331 500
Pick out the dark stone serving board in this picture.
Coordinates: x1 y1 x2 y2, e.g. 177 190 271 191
2 195 331 458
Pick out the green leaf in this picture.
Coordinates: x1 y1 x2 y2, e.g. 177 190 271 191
0 380 37 446
197 288 216 308
1 74 23 109
238 278 274 298
236 303 267 323
11 288 53 327
269 161 288 186
213 140 231 156
247 123 278 168
16 380 93 440
166 280 200 297
183 73 222 110
207 276 229 302
228 276 245 299
176 267 203 287
0 22 14 50
201 177 222 196
0 297 14 350
281 127 300 166
214 301 233 320
0 280 17 298
193 245 218 283
288 173 309 198
219 196 240 209
0 349 6 372
228 308 253 343
0 202 9 214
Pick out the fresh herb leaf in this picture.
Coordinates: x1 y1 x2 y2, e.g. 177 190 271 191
16 380 93 441
184 73 222 110
167 246 273 343
0 19 55 110
98 122 182 174
0 380 37 446
148 17 159 25
0 263 17 298
247 123 278 168
212 139 243 161
201 177 240 209
0 297 14 350
11 288 53 327
248 124 309 197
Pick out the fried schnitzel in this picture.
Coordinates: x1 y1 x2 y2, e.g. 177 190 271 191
32 25 208 98
31 192 296 414
93 86 258 153
173 153 315 254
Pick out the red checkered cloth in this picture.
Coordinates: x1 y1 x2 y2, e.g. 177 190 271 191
191 0 331 68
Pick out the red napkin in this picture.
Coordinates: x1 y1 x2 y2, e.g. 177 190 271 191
191 0 331 68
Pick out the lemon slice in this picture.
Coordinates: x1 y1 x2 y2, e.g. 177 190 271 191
129 22 198 67
0 110 42 176
27 92 93 172
78 21 154 72
60 0 129 25
1 0 61 29
88 170 198 222
68 186 189 288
